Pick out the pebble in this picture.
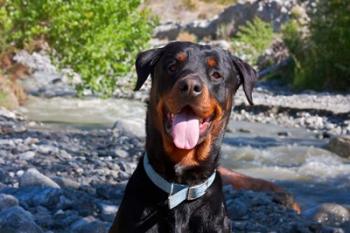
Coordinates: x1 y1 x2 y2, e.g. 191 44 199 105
70 216 109 233
98 203 119 222
52 176 80 189
114 148 129 158
0 194 19 211
37 145 59 154
16 170 24 177
34 206 54 228
18 151 36 160
53 209 80 228
19 168 61 189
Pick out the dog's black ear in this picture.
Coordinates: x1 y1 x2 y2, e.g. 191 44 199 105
134 48 163 91
231 55 258 105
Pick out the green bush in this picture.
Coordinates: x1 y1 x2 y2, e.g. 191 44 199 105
0 1 12 55
283 0 350 91
232 17 274 65
3 0 155 96
280 19 306 85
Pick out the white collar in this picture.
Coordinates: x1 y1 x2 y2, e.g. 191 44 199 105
143 153 216 209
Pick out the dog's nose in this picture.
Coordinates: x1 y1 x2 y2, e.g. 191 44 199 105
178 77 203 97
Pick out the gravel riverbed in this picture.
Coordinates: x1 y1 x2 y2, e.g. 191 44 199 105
0 107 349 233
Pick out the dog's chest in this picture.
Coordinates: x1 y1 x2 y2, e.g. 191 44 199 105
142 198 230 233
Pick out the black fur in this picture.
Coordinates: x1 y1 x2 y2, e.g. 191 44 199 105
109 42 257 233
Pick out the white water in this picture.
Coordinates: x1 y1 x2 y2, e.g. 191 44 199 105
20 96 350 210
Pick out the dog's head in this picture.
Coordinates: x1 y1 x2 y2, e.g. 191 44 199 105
135 42 257 168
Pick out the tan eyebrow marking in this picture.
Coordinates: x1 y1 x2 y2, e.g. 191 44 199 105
176 52 187 62
207 57 217 67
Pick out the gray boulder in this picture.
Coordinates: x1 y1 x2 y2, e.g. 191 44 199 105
14 51 78 97
0 194 19 211
19 168 60 189
12 187 62 210
0 206 44 233
326 136 350 159
303 203 350 227
52 176 80 190
112 119 145 139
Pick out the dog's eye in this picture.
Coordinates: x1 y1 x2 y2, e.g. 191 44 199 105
211 71 222 80
168 63 177 72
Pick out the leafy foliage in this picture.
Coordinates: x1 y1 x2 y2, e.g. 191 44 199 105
232 17 274 65
200 0 237 4
0 1 12 54
283 0 350 91
3 0 155 96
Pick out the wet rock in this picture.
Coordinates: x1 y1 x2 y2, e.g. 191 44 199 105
68 192 96 217
98 203 118 222
326 136 350 159
57 150 72 160
70 216 109 233
277 131 290 137
224 189 325 233
0 108 26 134
0 206 44 233
30 188 62 210
0 108 21 121
16 170 24 177
113 149 129 158
56 194 74 210
33 206 53 228
0 194 19 211
52 176 80 189
226 199 248 220
19 168 60 189
53 209 80 228
112 119 145 139
36 145 59 155
238 128 251 133
303 203 350 227
18 151 36 160
321 226 347 233
13 187 62 210
96 183 126 201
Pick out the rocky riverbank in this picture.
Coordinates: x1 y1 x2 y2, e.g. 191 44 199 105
13 51 349 142
0 107 349 233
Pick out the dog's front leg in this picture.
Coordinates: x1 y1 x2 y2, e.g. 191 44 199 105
217 166 301 214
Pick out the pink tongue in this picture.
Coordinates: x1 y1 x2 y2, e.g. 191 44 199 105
172 112 200 150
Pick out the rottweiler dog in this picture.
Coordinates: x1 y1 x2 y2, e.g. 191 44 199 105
109 41 288 233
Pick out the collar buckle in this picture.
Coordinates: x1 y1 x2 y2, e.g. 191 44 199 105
187 187 197 201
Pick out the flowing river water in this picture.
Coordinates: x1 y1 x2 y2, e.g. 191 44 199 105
19 96 350 211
